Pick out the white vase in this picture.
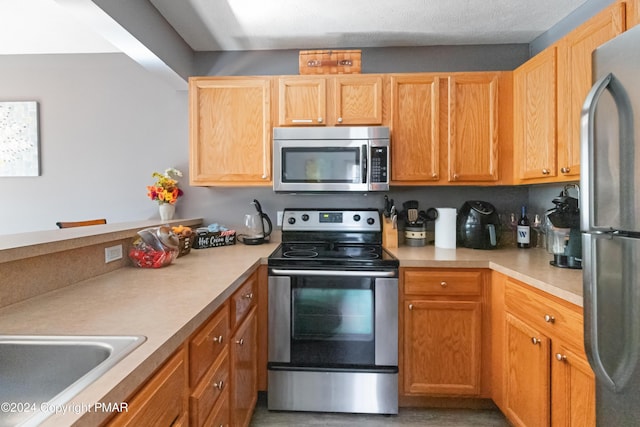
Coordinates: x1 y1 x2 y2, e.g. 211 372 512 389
159 203 175 221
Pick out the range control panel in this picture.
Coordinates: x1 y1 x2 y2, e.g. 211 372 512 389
282 209 381 232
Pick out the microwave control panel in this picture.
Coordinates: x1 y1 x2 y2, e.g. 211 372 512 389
370 146 388 184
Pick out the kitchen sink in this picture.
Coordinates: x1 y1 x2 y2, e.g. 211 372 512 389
0 335 146 427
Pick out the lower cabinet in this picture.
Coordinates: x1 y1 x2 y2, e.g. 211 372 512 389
500 278 595 427
401 268 489 398
106 268 260 427
107 347 189 426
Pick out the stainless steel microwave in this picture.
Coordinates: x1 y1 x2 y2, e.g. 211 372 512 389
273 126 390 192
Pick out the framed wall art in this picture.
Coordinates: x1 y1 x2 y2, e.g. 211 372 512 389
0 101 40 177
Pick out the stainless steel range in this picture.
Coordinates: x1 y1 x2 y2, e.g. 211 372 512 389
267 208 399 415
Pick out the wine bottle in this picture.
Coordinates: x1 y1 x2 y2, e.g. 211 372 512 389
517 206 531 249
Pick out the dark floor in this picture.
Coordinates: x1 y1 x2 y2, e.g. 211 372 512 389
250 394 511 426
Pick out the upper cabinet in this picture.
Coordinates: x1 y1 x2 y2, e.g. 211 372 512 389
276 75 383 126
389 74 440 183
513 46 558 181
513 2 626 183
557 2 625 180
189 77 272 186
390 72 511 186
447 73 501 182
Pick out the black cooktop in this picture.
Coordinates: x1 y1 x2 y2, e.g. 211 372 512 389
268 242 398 268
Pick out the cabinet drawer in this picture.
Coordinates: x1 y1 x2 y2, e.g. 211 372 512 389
190 303 229 386
505 279 583 349
190 351 230 427
404 269 483 296
205 388 230 427
231 271 258 330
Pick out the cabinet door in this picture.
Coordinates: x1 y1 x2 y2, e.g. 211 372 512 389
557 3 625 179
333 75 383 125
189 77 271 185
389 74 440 183
277 76 327 126
230 307 258 427
403 299 482 396
108 348 188 426
504 313 550 427
514 47 558 181
551 342 596 427
447 73 499 182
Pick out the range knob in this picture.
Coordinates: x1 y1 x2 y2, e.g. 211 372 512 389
353 214 361 222
288 217 296 225
301 214 310 221
367 217 375 225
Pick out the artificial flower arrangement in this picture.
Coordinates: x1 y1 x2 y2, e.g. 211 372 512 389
147 167 184 205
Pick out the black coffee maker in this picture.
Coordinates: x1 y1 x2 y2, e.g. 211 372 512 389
545 185 582 269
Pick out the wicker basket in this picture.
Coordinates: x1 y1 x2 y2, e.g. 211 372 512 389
299 50 362 74
177 234 194 257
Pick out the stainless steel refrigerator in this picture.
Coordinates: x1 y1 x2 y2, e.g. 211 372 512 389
581 24 640 426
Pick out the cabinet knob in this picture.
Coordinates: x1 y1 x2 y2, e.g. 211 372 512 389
213 380 224 390
531 337 541 345
317 117 323 123
408 303 414 310
261 174 268 179
236 338 244 346
555 353 567 362
337 117 343 123
453 174 459 180
542 168 550 175
544 314 555 323
440 281 448 288
212 335 224 344
243 292 253 299
561 167 571 174
432 173 438 179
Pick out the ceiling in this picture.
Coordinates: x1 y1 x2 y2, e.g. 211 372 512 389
1 0 590 55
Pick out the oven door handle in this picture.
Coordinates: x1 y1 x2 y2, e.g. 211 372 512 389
270 268 397 278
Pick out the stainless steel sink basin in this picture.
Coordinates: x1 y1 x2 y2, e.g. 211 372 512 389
0 335 146 427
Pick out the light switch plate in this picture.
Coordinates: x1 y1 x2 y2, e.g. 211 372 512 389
277 211 284 226
105 244 123 263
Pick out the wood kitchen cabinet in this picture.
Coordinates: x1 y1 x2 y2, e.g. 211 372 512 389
500 278 595 427
189 76 272 186
389 74 441 183
447 73 500 182
276 74 384 126
513 2 625 184
557 2 625 180
107 347 189 426
389 72 510 186
230 306 258 427
400 268 490 400
513 46 558 182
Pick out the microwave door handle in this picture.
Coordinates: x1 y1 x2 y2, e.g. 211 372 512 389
362 144 368 183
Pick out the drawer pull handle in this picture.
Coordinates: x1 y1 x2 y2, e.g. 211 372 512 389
213 380 224 390
408 304 414 310
561 167 571 174
236 338 244 346
440 281 448 288
243 292 254 299
531 337 541 345
542 168 550 175
555 353 567 362
544 314 555 323
212 335 224 344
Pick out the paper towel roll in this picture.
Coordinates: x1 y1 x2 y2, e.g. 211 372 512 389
435 208 457 249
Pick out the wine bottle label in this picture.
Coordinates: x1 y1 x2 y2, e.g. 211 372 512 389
517 225 530 244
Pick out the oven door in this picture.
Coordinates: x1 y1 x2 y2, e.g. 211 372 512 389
268 269 398 368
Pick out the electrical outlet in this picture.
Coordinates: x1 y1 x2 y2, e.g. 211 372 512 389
277 211 284 226
105 244 123 263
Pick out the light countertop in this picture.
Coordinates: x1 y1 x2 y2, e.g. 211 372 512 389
0 241 582 426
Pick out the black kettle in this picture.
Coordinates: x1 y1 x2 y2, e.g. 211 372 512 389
238 199 273 245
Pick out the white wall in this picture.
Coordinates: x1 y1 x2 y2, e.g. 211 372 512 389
0 53 189 234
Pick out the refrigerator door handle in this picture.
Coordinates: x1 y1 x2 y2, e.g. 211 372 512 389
580 73 612 232
584 234 640 393
581 72 635 232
